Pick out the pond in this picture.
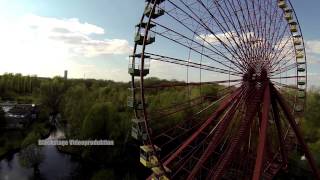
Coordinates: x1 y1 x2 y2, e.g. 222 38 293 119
0 129 92 180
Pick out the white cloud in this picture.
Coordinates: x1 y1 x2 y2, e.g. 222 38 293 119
196 31 236 45
196 31 256 45
23 14 105 35
307 54 320 64
305 40 320 65
18 14 131 57
0 14 131 79
306 40 320 55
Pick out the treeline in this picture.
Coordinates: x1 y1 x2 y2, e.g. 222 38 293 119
0 73 320 179
0 73 40 98
0 74 133 179
0 74 222 179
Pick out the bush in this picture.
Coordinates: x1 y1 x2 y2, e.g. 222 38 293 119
81 102 118 139
0 108 6 128
91 169 115 180
21 132 40 148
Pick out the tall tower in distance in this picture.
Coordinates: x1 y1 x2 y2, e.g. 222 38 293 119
64 70 68 80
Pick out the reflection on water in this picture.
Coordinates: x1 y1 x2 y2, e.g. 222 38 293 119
0 129 81 180
48 129 65 140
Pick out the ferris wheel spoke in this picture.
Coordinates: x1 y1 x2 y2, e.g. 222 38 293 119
270 62 296 76
227 0 278 72
174 0 250 68
163 87 243 166
149 27 244 74
155 98 204 114
271 24 290 57
152 95 207 112
248 0 263 60
156 83 236 109
186 88 245 179
256 0 271 44
258 8 287 68
270 53 296 73
269 32 294 69
151 97 207 120
206 0 252 60
144 52 242 76
150 86 237 121
270 49 295 72
214 0 255 70
166 0 246 68
194 0 254 68
272 82 297 97
162 6 247 71
270 75 305 81
143 79 242 90
272 84 299 108
154 93 232 150
261 0 272 59
270 46 296 70
171 96 246 179
181 86 249 178
225 0 261 62
268 26 289 66
271 81 299 90
268 20 289 59
146 85 238 120
262 0 279 61
226 0 268 63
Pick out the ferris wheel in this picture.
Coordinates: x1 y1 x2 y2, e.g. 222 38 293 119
128 0 319 179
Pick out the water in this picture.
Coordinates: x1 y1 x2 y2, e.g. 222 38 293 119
0 129 81 180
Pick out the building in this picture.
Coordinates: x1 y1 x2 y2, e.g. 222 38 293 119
64 70 68 80
0 102 38 129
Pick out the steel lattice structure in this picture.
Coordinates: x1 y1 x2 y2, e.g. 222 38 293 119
128 0 320 179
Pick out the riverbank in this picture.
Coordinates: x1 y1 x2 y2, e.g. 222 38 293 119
0 121 51 160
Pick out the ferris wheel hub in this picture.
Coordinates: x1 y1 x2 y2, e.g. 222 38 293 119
243 68 268 82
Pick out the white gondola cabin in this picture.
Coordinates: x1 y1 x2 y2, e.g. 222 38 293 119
151 166 171 180
278 0 287 9
140 145 161 168
131 118 148 140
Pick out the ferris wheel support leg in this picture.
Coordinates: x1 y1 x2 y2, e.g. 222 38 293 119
273 85 320 179
207 85 263 180
271 97 288 167
186 91 243 180
253 83 271 180
163 87 243 166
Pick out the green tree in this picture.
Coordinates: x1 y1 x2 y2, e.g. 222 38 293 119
40 77 66 119
81 102 119 139
62 83 92 136
302 90 320 143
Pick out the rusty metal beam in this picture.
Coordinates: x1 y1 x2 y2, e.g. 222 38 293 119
186 89 243 179
164 87 243 166
271 96 288 167
206 83 264 180
272 84 320 179
253 83 270 180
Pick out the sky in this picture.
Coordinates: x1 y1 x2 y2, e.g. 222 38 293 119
0 0 319 86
